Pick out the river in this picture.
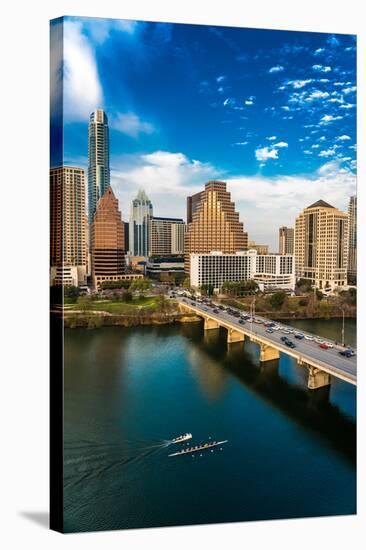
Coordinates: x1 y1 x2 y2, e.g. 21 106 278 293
63 318 356 532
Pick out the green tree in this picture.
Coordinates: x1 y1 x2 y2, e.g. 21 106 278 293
200 284 214 297
130 278 151 297
183 277 191 289
64 285 81 300
121 290 133 302
269 291 286 309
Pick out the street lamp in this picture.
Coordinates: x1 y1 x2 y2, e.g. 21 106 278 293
341 308 345 347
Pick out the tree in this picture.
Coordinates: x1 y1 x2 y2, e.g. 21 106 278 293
183 277 191 289
64 285 81 300
130 278 151 297
296 278 313 292
99 280 131 290
201 284 214 297
269 291 286 309
121 290 133 302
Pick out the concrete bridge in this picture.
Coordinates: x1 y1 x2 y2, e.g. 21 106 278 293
177 297 357 390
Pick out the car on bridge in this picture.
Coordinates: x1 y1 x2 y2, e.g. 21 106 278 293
285 340 296 349
294 333 304 340
339 349 356 358
280 336 288 342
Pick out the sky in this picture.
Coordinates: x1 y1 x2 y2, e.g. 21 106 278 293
51 16 356 250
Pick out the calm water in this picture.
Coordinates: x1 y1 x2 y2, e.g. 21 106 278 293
64 318 356 533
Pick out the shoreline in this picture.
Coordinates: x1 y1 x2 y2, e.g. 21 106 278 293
59 309 356 329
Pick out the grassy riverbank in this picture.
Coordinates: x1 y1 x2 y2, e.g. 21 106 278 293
220 292 356 320
62 295 201 328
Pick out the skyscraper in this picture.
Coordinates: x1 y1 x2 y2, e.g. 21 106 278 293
294 200 349 290
50 166 87 286
185 180 248 272
88 109 110 230
129 189 153 257
279 226 294 255
348 195 357 284
91 186 125 288
149 217 185 256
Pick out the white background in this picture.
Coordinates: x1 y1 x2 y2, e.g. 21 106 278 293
0 0 365 548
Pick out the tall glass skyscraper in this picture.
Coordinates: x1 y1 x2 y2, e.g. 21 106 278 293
129 189 153 257
88 109 110 229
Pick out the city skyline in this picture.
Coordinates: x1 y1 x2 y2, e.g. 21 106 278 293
50 17 356 250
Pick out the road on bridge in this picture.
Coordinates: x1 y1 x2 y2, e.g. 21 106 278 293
176 296 357 386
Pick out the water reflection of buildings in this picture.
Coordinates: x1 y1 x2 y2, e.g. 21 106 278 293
187 345 228 401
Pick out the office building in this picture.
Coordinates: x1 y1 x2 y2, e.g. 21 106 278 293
347 196 357 284
91 186 126 288
279 226 294 255
88 109 110 230
146 256 185 280
294 200 349 290
124 221 129 254
171 222 186 255
185 180 248 272
149 216 185 256
190 250 295 292
129 189 153 257
50 166 87 286
248 240 269 255
187 191 203 223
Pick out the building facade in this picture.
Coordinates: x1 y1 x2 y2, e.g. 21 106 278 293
248 241 269 255
185 180 248 272
171 221 186 255
149 216 185 256
88 109 110 230
146 256 185 280
50 166 87 286
190 250 295 292
294 200 349 290
347 195 357 284
91 186 126 288
129 189 153 257
279 226 294 255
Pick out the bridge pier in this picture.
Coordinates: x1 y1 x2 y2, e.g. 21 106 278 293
307 366 331 390
259 343 280 362
227 328 245 344
204 318 220 331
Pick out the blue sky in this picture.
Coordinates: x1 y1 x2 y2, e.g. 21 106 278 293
51 16 356 249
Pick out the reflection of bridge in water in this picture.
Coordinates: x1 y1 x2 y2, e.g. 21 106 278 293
180 319 356 464
178 298 357 390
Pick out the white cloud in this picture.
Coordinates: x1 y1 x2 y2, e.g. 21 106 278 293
312 64 332 72
233 141 249 146
63 21 103 121
320 114 343 124
342 86 356 94
266 136 277 141
111 150 219 219
307 90 330 100
255 141 288 162
337 135 351 141
110 112 155 138
110 151 355 249
216 75 226 82
245 99 254 105
227 161 355 247
288 79 313 89
269 65 284 73
314 48 325 55
255 147 279 161
319 149 336 157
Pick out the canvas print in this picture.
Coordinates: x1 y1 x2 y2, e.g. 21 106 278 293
50 16 357 533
